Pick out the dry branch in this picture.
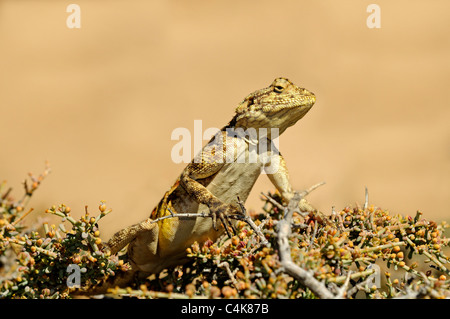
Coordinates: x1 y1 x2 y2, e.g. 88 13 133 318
276 191 335 299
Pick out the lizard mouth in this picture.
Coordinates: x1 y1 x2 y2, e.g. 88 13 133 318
301 93 316 106
295 93 316 111
263 93 316 113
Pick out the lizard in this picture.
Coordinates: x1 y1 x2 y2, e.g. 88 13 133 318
99 77 317 289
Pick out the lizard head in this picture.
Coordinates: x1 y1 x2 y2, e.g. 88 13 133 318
233 77 315 135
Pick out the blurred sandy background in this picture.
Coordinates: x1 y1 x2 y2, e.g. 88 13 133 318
0 1 448 239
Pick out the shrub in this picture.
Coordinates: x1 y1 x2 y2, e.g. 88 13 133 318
1 167 449 298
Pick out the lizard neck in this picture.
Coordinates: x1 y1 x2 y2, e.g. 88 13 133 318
222 114 279 144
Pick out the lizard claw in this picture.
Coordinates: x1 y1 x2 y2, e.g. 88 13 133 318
210 203 240 238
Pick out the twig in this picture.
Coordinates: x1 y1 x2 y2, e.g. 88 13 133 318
335 210 345 232
242 217 271 256
11 208 34 226
277 191 335 299
106 288 207 299
393 287 421 299
334 271 353 299
260 192 285 211
261 181 325 214
1 187 12 200
307 220 318 251
327 269 376 284
8 238 58 258
164 208 210 222
235 196 269 247
217 261 238 288
421 250 449 275
298 181 326 198
359 241 406 254
363 186 369 211
346 274 376 297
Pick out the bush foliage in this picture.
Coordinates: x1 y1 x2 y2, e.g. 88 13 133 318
1 166 449 299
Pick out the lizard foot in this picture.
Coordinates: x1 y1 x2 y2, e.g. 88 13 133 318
209 203 243 238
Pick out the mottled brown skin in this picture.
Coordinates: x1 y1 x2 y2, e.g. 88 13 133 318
104 77 316 287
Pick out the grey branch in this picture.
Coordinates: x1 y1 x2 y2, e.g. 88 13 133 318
276 191 335 299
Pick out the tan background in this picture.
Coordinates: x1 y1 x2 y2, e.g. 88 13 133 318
0 1 448 239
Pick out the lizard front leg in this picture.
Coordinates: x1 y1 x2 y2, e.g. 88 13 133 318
180 161 241 238
266 152 318 214
180 133 243 237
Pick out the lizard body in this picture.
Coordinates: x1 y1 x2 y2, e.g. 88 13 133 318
104 77 316 286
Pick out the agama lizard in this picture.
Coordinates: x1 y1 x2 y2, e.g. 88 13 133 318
102 77 316 288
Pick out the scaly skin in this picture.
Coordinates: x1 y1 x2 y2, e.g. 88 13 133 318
102 77 316 287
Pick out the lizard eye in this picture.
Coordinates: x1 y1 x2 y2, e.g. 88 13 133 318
274 85 284 93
